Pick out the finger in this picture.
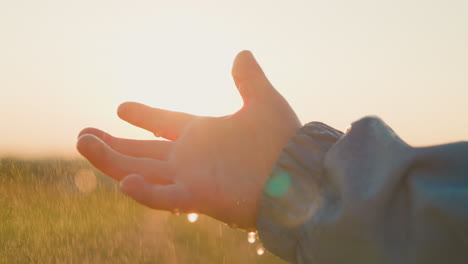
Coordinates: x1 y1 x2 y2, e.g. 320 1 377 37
117 102 194 141
78 127 172 160
231 50 275 104
77 134 172 184
120 174 190 212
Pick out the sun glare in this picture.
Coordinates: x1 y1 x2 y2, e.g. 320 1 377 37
111 15 242 118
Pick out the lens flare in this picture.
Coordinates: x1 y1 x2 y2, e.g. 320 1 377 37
265 171 291 197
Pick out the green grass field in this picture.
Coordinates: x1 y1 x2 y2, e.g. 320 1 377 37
0 158 286 263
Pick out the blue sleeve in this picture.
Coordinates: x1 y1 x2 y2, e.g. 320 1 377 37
256 116 468 264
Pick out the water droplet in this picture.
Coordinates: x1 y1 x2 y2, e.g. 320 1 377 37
172 208 180 216
247 231 256 243
187 213 199 223
256 244 265 255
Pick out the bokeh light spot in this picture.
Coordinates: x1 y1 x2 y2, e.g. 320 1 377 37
74 169 97 193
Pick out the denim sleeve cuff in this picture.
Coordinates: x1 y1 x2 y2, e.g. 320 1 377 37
256 122 343 263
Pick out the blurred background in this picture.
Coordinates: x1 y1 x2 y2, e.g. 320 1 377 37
0 0 467 262
1 0 468 157
0 159 280 263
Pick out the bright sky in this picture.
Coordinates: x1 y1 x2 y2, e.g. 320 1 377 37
1 0 467 157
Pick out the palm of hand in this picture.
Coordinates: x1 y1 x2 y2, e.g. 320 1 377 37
77 51 300 229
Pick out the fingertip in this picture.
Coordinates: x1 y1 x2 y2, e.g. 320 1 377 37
231 50 273 104
76 134 103 157
232 50 257 77
117 101 137 118
117 102 129 118
120 174 146 197
78 127 103 139
234 50 253 61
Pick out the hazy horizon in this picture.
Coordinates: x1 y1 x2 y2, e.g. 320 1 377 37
1 0 468 157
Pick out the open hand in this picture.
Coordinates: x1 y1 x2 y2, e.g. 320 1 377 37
77 51 301 229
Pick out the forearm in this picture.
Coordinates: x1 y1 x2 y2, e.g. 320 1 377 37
257 116 468 263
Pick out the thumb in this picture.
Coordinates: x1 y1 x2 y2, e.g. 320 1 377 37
231 50 276 104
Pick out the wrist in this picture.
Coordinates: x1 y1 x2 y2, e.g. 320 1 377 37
255 122 343 261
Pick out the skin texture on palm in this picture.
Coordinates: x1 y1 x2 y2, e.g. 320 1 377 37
77 51 301 230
